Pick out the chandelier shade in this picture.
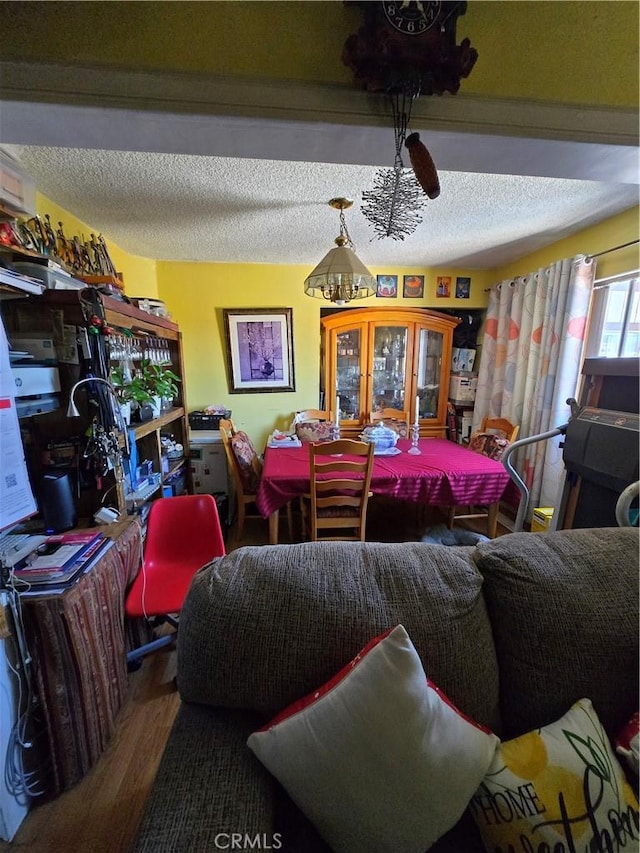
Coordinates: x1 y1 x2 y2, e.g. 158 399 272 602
304 198 376 306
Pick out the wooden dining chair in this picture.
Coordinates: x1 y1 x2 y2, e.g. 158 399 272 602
301 438 375 542
294 409 334 444
369 407 411 438
447 416 520 538
369 407 409 423
296 409 333 422
220 418 294 544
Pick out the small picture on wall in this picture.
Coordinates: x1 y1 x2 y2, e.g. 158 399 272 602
455 276 471 299
436 276 451 298
403 275 424 298
376 274 398 298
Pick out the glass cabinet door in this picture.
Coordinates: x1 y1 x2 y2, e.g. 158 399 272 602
415 326 444 420
335 327 364 421
370 325 410 415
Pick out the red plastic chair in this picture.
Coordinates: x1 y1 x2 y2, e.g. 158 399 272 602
125 494 225 664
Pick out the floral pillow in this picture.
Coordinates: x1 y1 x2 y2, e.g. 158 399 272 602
295 420 333 443
616 710 640 778
469 431 510 461
230 430 261 492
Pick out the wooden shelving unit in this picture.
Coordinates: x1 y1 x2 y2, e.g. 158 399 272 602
0 279 191 522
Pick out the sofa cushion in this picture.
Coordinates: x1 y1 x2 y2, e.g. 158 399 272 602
178 541 502 733
134 705 274 853
247 624 498 853
469 697 639 852
474 528 640 740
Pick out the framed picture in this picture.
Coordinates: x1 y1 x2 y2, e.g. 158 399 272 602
223 308 295 393
455 276 471 298
403 275 424 298
376 274 398 298
436 276 451 298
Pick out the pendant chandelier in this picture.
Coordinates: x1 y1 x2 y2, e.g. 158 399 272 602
304 198 376 306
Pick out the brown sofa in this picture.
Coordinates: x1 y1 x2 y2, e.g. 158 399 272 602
134 527 639 852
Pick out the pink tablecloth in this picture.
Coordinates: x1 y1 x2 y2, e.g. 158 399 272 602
257 438 516 518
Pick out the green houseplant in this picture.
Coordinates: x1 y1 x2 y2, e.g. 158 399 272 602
109 365 156 424
109 366 154 407
139 359 181 414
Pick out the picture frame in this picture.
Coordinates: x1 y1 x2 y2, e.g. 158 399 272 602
436 276 452 298
223 308 295 393
403 274 424 298
455 276 471 298
376 274 398 298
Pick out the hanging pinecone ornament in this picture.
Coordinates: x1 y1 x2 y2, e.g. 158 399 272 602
404 132 440 200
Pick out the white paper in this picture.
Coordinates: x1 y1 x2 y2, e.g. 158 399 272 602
0 315 38 530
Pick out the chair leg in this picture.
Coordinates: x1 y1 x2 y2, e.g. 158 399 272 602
236 499 246 542
447 507 456 529
487 502 499 539
286 501 294 541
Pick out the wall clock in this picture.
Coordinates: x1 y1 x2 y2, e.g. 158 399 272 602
342 0 478 95
382 1 442 35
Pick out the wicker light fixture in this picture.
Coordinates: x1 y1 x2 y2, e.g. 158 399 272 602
304 198 376 306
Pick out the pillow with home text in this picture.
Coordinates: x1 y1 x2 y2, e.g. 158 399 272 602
469 698 639 852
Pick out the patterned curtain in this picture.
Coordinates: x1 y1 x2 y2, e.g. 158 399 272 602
473 255 596 516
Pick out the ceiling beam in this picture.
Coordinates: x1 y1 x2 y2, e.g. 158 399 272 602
1 60 638 184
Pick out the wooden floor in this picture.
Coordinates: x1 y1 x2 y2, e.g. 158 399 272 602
1 501 511 852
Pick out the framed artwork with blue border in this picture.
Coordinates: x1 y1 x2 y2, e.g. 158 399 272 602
376 275 398 298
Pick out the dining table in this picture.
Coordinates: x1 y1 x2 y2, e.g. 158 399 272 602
256 437 517 545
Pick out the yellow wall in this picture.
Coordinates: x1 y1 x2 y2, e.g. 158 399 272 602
493 207 640 282
2 1 637 108
36 193 158 298
157 262 492 447
36 196 639 450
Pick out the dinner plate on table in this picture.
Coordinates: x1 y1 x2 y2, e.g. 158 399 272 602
373 446 402 456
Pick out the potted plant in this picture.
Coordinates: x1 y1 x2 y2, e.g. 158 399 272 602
139 359 181 417
109 366 155 424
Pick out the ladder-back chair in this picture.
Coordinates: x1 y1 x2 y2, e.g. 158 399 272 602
302 438 375 541
447 416 520 538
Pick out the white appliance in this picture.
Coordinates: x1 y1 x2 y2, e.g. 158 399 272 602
189 430 228 496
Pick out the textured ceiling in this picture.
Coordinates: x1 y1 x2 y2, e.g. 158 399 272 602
10 145 639 270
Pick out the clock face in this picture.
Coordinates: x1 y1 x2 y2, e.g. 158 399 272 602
382 1 442 35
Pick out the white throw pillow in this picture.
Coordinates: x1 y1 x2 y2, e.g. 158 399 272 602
247 624 499 853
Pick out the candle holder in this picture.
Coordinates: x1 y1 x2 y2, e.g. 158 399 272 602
408 422 421 455
330 413 341 442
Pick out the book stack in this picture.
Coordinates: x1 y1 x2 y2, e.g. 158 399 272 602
12 531 114 597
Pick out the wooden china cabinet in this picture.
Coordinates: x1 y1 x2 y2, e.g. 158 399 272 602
321 308 460 438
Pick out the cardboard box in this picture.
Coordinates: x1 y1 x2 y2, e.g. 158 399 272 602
531 507 554 533
460 411 475 444
451 347 476 373
449 373 478 403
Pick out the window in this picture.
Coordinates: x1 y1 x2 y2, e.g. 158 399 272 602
586 272 640 358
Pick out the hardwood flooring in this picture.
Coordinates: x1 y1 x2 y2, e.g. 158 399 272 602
1 501 510 852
